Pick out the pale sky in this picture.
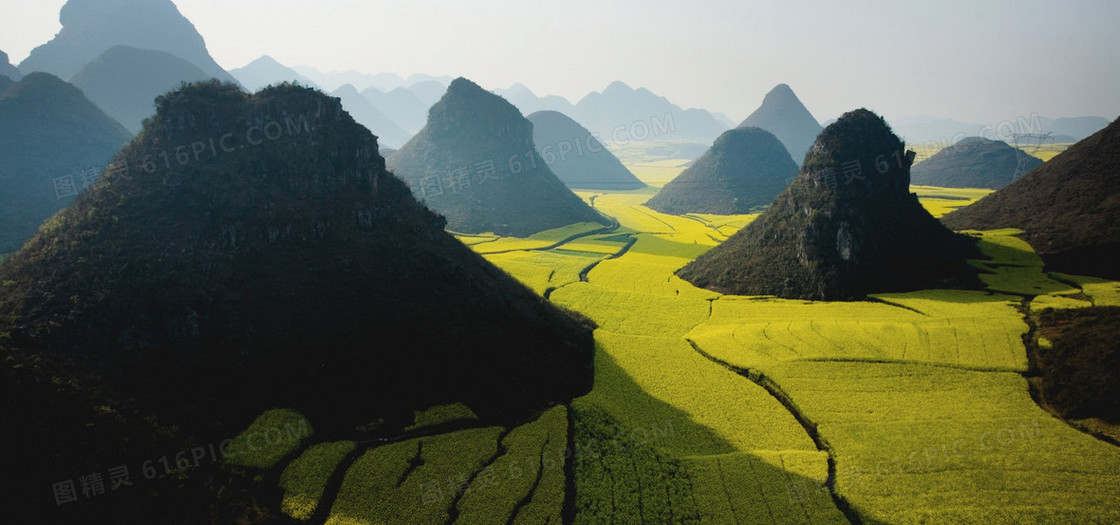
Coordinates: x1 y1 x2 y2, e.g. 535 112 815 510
2 0 1118 124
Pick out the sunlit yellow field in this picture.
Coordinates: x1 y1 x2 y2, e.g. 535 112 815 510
226 186 1120 524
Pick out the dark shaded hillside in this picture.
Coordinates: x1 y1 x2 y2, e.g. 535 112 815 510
19 0 236 83
679 109 980 300
0 81 594 440
646 127 797 214
0 74 13 93
0 72 132 254
527 110 645 191
1035 307 1120 423
942 117 1120 279
739 84 823 165
70 45 213 133
387 78 608 236
911 136 1042 189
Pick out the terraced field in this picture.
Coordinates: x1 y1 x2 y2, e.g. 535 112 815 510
225 186 1120 524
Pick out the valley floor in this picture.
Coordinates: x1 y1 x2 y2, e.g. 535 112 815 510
230 186 1120 524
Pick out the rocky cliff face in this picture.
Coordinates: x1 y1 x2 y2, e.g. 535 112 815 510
680 109 981 300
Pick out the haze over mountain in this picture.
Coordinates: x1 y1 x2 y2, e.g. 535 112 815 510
362 85 430 135
0 80 594 433
0 76 13 94
911 136 1043 189
573 81 728 145
739 84 823 165
497 83 577 117
680 109 980 300
890 115 1109 145
387 78 608 237
69 45 212 133
646 127 797 215
527 110 644 191
229 55 319 92
0 50 21 81
0 72 131 254
18 0 236 85
943 117 1120 279
331 84 412 148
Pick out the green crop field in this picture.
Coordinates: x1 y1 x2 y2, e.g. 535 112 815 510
224 186 1120 524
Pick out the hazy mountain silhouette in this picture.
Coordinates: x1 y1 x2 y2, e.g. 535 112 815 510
0 81 594 436
387 78 608 236
1040 116 1110 141
910 136 1043 189
573 81 728 144
18 0 236 84
0 50 21 81
70 45 212 133
646 127 797 214
0 73 131 254
943 117 1120 279
527 110 645 190
497 83 577 116
362 85 429 134
0 75 13 94
889 115 1107 145
331 84 412 148
409 79 451 106
738 84 823 165
680 109 980 300
230 55 318 92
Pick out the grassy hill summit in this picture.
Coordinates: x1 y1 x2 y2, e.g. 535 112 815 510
679 108 981 300
70 45 213 133
387 77 608 236
527 110 645 190
0 81 595 435
911 136 1043 189
943 117 1120 279
645 126 798 214
739 83 824 165
0 72 132 254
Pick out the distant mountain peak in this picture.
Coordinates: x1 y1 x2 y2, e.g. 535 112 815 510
604 80 634 93
646 126 797 214
387 77 607 236
740 83 822 164
680 108 981 300
20 0 236 84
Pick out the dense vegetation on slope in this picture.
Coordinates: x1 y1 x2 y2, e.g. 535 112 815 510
387 78 608 236
943 117 1120 279
679 109 981 300
911 136 1043 189
1035 307 1120 422
646 126 797 214
0 81 594 440
0 72 131 254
